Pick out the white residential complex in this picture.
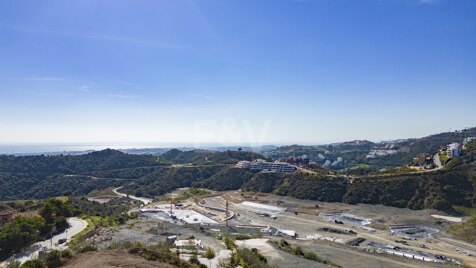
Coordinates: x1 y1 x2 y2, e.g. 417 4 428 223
446 143 460 158
236 159 296 173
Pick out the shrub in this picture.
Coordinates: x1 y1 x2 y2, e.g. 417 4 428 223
5 258 21 268
188 254 200 265
20 260 46 268
41 250 62 268
303 252 319 261
60 250 72 259
79 245 97 253
235 234 251 240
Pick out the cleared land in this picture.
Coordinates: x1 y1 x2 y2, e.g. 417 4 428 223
93 189 476 268
61 250 174 268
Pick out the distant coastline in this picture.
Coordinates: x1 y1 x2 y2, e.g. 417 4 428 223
0 144 275 156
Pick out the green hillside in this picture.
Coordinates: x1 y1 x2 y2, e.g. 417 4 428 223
0 149 163 200
159 149 268 165
1 128 476 213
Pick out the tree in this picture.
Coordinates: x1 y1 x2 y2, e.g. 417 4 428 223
205 247 216 268
20 259 46 268
39 199 73 224
0 216 44 260
4 258 21 268
217 258 233 268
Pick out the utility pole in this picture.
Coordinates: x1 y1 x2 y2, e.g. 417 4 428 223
225 201 229 227
50 227 53 247
170 197 175 214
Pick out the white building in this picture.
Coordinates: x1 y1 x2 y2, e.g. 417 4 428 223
275 229 296 238
463 137 476 149
236 160 251 168
446 143 460 158
244 159 296 173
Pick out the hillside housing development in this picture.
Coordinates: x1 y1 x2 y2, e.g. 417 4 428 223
236 159 296 173
446 143 461 158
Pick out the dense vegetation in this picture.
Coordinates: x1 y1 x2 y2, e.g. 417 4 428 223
160 149 267 165
0 149 266 200
0 149 160 174
0 196 140 262
0 149 163 200
121 165 226 197
0 216 45 261
1 128 476 213
194 168 255 191
0 199 75 261
69 197 138 226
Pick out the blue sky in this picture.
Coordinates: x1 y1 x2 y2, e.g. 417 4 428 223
0 0 475 146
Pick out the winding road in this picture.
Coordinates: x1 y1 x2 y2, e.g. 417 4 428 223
113 186 153 205
7 217 88 265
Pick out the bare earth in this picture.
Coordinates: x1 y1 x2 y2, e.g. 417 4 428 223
61 250 174 268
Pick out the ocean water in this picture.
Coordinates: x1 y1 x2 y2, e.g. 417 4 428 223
0 144 161 155
0 143 275 155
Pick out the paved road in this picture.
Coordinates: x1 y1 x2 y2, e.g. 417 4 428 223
433 153 443 169
9 217 88 265
113 186 153 205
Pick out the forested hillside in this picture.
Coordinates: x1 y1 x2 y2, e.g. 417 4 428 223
0 149 163 200
1 132 476 212
0 149 161 174
120 165 225 197
159 149 267 165
0 149 267 200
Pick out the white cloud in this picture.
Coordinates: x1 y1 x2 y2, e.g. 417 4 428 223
186 92 215 100
191 110 208 114
107 94 142 99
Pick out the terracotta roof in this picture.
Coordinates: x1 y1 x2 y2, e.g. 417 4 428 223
0 210 14 216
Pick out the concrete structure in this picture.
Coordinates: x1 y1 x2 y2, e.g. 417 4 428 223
446 143 460 158
275 229 297 238
141 204 218 224
389 224 439 240
241 201 287 214
367 242 458 264
319 211 372 227
0 205 14 227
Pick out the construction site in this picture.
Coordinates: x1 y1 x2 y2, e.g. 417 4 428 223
90 189 476 268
